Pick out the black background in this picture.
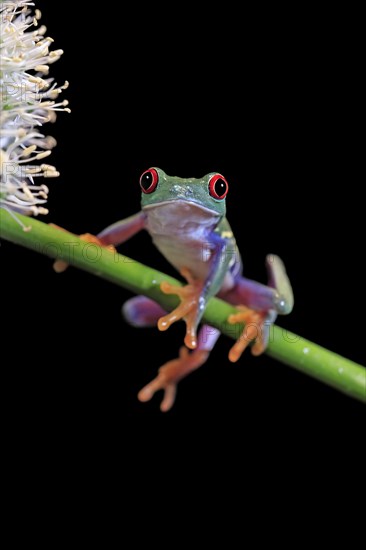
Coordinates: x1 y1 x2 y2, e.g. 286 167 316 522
2 3 364 479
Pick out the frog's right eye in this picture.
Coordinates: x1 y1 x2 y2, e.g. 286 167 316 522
140 168 159 194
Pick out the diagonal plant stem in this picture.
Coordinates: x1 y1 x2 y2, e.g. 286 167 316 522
1 208 365 404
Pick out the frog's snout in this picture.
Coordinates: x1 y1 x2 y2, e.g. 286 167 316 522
170 184 194 200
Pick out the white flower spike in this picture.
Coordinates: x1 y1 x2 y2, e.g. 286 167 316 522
0 0 69 228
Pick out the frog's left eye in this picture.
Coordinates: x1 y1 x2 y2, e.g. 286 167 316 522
208 174 229 200
140 168 159 194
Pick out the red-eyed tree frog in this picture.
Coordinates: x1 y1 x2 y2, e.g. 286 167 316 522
54 167 294 411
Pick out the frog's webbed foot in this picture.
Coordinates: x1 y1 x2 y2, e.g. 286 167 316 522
227 306 276 362
138 346 209 412
225 254 293 362
158 268 203 349
49 224 116 273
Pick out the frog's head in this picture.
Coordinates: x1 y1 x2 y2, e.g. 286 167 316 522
139 167 228 217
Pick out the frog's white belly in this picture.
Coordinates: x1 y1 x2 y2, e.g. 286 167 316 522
153 234 214 279
144 201 219 280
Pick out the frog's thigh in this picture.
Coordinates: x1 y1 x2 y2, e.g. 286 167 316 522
122 296 167 327
222 277 278 311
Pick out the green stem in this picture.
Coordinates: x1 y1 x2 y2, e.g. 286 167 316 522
1 209 365 404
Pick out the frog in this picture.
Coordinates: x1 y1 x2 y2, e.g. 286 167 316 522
54 167 294 411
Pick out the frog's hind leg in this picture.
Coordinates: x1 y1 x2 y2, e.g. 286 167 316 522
123 296 220 411
224 255 293 315
122 295 167 327
138 325 220 412
224 254 294 361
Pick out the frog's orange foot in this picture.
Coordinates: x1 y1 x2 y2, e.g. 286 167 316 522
227 306 275 362
49 224 116 273
138 346 209 412
157 268 203 349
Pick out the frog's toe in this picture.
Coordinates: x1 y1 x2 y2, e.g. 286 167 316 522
138 378 177 412
138 346 209 411
251 321 271 356
228 306 275 362
158 268 203 349
50 225 116 273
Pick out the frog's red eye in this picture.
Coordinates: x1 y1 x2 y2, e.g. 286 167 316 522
140 168 159 194
208 174 228 200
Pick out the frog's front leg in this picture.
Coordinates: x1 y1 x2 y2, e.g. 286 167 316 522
157 233 230 350
51 212 146 272
157 268 203 349
224 254 294 361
